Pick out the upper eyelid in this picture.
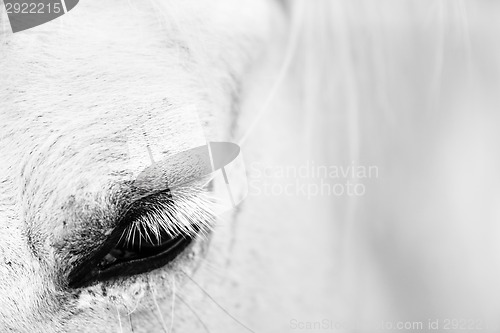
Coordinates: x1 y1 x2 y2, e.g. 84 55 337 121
122 182 217 238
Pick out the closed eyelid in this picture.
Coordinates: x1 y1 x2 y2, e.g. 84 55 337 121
61 183 213 288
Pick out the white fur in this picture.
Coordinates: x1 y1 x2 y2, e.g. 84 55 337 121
3 0 500 332
0 0 283 331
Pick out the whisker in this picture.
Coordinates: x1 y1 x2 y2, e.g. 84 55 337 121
169 279 176 333
176 294 211 333
196 258 228 279
149 281 169 333
128 312 135 333
180 270 255 333
127 295 142 316
115 304 124 333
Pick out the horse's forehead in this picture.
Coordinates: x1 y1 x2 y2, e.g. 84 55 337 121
0 0 276 216
0 0 276 139
0 5 206 110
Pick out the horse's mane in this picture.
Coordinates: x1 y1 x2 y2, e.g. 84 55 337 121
287 0 472 157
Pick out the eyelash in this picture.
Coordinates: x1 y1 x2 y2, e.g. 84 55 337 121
119 183 217 248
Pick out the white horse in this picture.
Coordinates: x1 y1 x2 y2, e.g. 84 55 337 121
2 0 500 332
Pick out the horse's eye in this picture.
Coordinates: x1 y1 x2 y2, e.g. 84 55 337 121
93 222 195 284
100 221 192 269
67 189 207 289
66 142 238 288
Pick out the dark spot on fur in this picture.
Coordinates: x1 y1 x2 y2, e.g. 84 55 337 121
101 285 107 297
26 229 42 261
71 307 85 316
71 289 82 299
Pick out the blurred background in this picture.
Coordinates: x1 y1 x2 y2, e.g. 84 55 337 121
232 1 500 332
